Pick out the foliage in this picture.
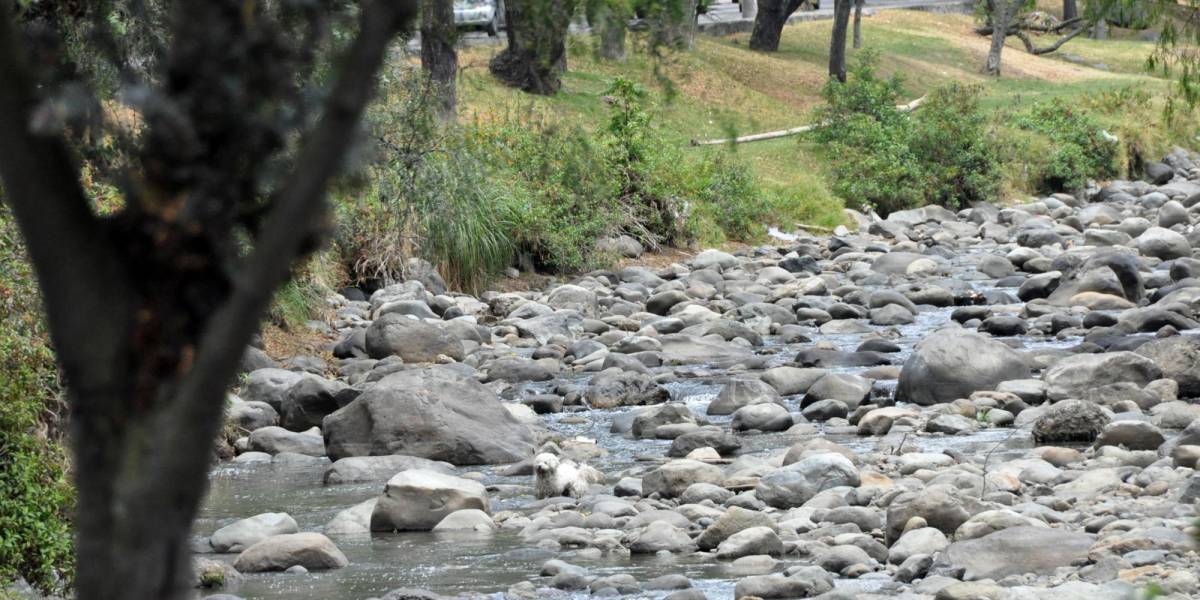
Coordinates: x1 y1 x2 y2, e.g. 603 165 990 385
1015 99 1119 190
0 205 74 594
336 76 520 293
813 51 1000 214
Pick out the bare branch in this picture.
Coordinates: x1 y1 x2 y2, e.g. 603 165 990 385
1014 25 1089 55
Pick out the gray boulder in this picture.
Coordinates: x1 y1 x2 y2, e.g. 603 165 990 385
1032 399 1112 443
371 469 490 532
756 453 860 509
364 313 465 362
322 367 534 465
933 526 1094 580
1135 336 1200 397
210 512 299 553
896 331 1031 406
642 459 724 498
1043 352 1162 401
233 533 348 572
322 455 454 485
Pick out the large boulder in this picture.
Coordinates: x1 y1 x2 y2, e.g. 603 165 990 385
370 470 490 532
322 455 454 485
584 369 670 409
279 376 352 431
731 403 793 432
696 506 777 551
715 527 783 559
708 379 781 416
322 367 535 465
210 513 299 553
642 460 724 498
364 313 465 362
1046 250 1143 307
546 284 598 316
1043 352 1162 402
247 426 324 456
885 486 980 544
1135 336 1200 397
933 526 1094 580
232 533 348 572
1136 226 1192 260
755 453 860 509
896 331 1031 406
733 568 833 599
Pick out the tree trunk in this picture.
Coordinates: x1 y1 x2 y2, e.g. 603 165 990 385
829 0 853 81
421 0 457 121
0 1 417 599
589 0 627 61
741 0 758 20
1092 17 1108 39
1062 0 1078 21
852 0 863 49
749 0 803 52
984 0 1013 76
653 0 697 50
490 0 577 95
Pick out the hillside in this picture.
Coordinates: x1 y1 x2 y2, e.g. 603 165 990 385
449 10 1187 223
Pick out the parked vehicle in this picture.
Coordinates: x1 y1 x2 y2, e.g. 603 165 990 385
454 0 505 36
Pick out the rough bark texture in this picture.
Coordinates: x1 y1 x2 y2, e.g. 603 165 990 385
829 0 853 81
589 0 627 61
490 0 577 95
741 0 759 19
984 0 1014 75
652 0 697 50
0 2 416 599
421 0 458 121
853 0 864 49
1063 0 1078 21
749 0 804 52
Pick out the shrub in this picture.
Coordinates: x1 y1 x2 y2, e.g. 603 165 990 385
909 83 1001 208
481 116 624 273
813 51 1000 215
1015 99 1119 191
336 77 520 293
0 205 74 594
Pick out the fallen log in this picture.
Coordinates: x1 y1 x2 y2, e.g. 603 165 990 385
690 95 927 146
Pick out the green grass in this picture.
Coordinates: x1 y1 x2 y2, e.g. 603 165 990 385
453 10 1195 215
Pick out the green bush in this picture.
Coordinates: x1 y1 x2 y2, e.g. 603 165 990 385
336 77 520 293
482 117 624 273
813 51 1000 215
0 206 74 594
1015 99 1119 191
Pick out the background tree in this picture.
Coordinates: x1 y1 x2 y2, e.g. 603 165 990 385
853 0 864 49
749 0 805 51
830 0 854 80
646 0 697 50
1063 0 1079 21
422 0 458 121
491 0 579 94
587 0 629 61
0 1 416 599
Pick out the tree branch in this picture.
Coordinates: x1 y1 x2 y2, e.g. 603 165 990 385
1014 25 1088 55
0 3 132 392
137 0 418 550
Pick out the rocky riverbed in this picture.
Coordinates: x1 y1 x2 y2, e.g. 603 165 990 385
193 152 1200 600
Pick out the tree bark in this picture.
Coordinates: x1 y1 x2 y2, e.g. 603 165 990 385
653 0 697 50
984 0 1014 76
421 0 458 121
749 0 804 52
829 0 853 81
852 0 864 49
1062 0 1078 21
0 1 417 599
490 0 577 95
589 0 627 61
741 0 758 20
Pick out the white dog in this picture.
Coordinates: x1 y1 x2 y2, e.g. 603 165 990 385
533 452 602 499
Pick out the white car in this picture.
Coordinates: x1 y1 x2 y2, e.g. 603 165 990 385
455 0 505 36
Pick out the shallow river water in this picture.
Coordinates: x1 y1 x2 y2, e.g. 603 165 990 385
194 247 1083 600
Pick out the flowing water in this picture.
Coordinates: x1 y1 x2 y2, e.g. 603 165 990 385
194 247 1078 600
